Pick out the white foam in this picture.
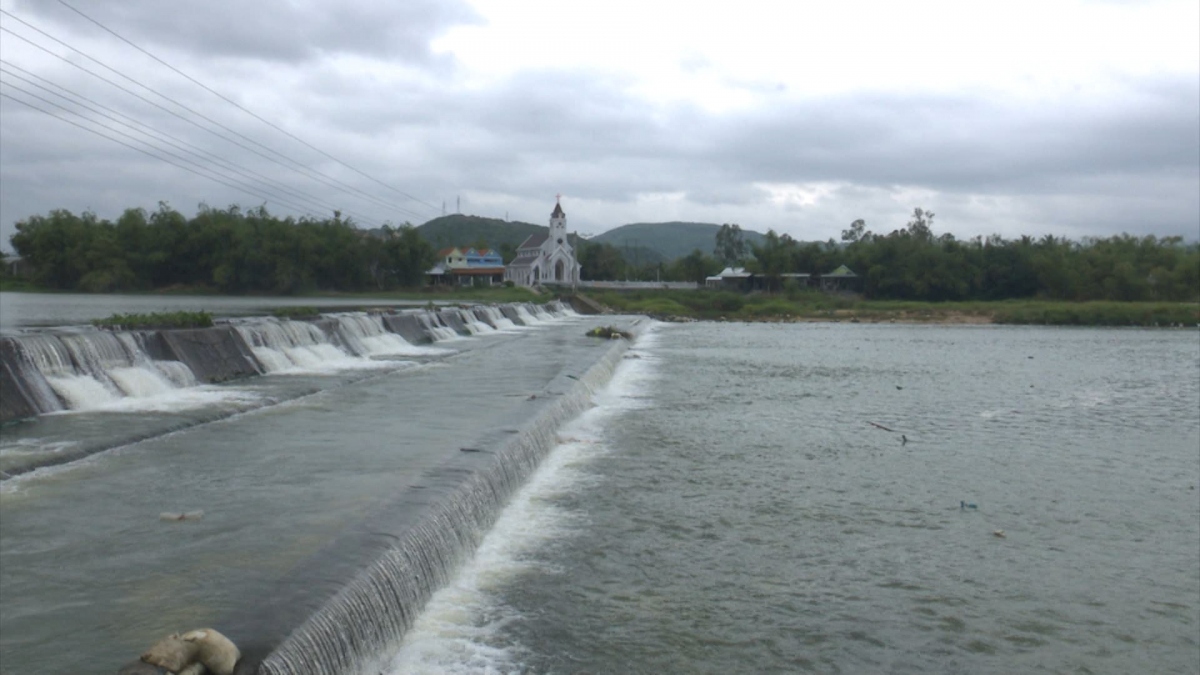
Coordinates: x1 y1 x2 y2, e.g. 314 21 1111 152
358 333 454 357
380 328 660 674
46 374 121 409
0 437 78 459
44 382 263 414
107 365 179 398
477 307 520 331
513 306 548 326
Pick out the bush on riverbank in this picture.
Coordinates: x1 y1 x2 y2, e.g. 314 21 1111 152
92 311 214 330
991 301 1198 326
270 306 320 319
585 290 1199 327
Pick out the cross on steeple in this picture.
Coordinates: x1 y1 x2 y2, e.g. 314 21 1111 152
556 193 562 203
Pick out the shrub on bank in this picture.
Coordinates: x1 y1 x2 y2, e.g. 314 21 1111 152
92 311 214 330
270 306 320 319
992 302 1199 326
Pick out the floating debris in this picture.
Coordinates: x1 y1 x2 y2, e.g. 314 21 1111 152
159 510 204 522
586 326 632 340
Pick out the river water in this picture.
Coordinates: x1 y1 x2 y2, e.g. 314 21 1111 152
2 304 1197 674
383 322 1200 675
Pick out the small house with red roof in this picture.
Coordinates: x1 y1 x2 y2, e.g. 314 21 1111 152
426 246 506 286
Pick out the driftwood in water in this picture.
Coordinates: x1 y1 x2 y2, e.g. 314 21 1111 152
867 421 895 432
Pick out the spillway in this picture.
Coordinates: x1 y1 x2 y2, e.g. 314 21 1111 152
0 300 641 675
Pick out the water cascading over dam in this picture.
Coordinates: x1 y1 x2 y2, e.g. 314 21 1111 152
0 298 631 675
229 321 635 675
0 302 579 479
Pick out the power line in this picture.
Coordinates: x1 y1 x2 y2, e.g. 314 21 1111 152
0 11 430 221
0 25 413 223
0 12 424 220
1 88 328 220
0 60 382 226
53 0 441 214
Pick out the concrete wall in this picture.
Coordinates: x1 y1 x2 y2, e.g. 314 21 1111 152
499 305 526 325
158 326 262 383
436 310 470 336
0 339 42 424
381 314 432 344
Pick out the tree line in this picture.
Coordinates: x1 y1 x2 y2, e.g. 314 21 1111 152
579 211 1198 302
7 204 434 293
6 204 1197 302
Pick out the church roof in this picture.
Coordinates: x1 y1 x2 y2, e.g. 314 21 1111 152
517 233 549 250
506 257 537 269
551 201 565 218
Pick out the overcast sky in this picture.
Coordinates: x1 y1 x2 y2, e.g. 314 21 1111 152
1 0 1197 252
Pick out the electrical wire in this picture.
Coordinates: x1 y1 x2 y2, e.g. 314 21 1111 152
0 60 383 226
0 11 432 221
1 87 330 220
54 0 442 213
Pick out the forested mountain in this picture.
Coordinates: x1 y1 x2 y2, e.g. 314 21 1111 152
415 215 544 252
590 222 767 261
413 216 767 263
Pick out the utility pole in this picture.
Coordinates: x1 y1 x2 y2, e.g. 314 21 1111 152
456 196 461 214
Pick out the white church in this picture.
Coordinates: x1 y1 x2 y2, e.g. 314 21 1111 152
504 197 582 287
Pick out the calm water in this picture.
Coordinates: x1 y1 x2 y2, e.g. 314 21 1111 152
386 322 1200 674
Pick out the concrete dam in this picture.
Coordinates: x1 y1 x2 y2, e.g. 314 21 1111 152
0 301 645 674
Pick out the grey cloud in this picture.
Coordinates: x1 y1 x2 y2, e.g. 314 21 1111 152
701 79 1199 194
3 22 1198 250
15 0 481 65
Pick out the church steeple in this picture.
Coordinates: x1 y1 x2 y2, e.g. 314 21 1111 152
549 194 567 245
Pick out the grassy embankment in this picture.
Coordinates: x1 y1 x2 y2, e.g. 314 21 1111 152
0 277 41 292
585 289 1200 327
308 285 553 304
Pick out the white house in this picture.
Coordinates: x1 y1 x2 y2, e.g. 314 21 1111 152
504 197 582 287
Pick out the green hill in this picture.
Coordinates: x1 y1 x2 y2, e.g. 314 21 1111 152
577 240 667 267
416 214 544 251
590 222 767 261
414 216 768 264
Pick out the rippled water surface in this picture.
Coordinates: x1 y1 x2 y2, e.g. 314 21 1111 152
390 323 1200 674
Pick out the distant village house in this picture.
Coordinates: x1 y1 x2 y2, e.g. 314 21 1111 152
426 246 506 286
705 265 859 292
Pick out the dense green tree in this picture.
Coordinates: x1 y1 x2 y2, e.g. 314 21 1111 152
756 208 1199 303
668 249 721 284
748 230 797 292
714 223 748 266
9 205 436 294
577 241 627 280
